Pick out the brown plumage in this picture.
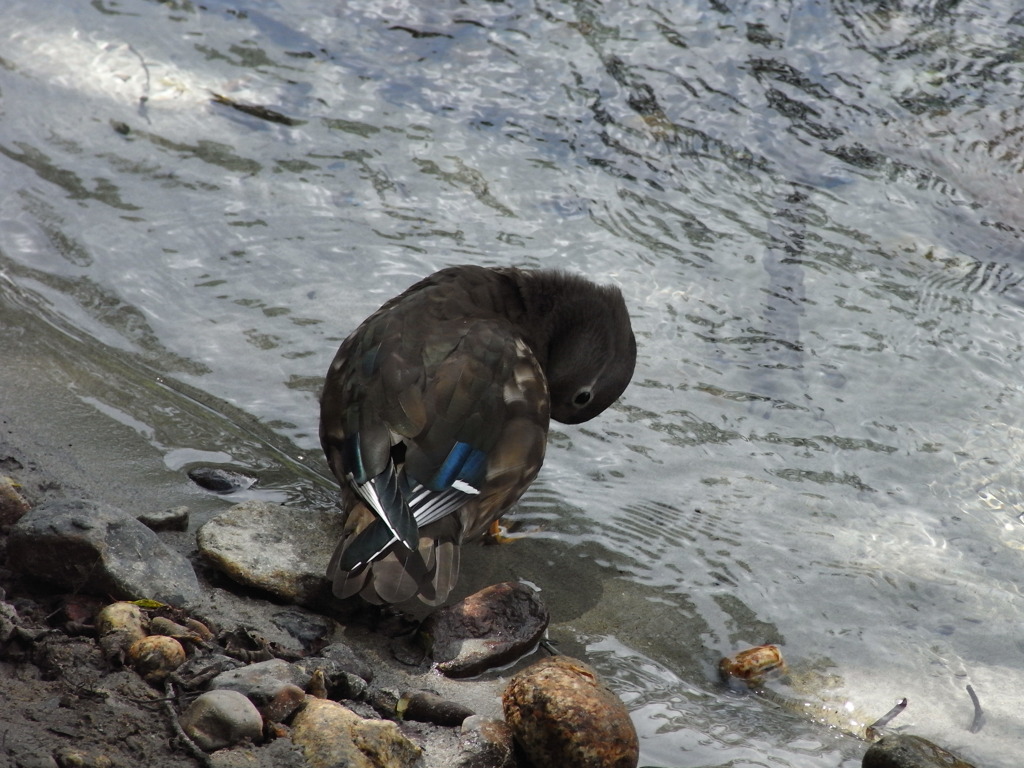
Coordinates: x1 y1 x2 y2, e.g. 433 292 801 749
320 265 636 604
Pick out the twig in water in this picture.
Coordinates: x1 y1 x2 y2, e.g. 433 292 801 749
865 697 907 741
966 684 984 733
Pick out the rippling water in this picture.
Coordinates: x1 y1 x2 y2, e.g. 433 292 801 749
3 0 1024 764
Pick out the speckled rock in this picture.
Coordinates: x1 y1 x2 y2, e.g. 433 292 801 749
503 655 638 768
7 499 201 606
863 735 977 768
196 500 346 605
179 689 264 752
424 581 549 678
291 698 422 768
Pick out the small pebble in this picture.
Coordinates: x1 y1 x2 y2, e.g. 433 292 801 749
95 602 147 663
128 635 186 684
179 689 263 752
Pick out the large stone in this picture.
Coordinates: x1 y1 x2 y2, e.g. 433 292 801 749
291 698 421 768
196 501 345 605
424 581 549 678
503 655 639 768
863 735 977 768
7 499 201 606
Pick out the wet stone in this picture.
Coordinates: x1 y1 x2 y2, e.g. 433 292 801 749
196 500 346 605
187 466 256 494
7 499 201 607
503 655 639 768
423 581 549 678
179 689 264 752
863 734 977 768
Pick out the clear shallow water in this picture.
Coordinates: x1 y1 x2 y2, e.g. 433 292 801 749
3 0 1024 764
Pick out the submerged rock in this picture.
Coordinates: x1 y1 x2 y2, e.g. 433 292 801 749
503 655 639 768
863 734 977 768
424 581 549 678
291 698 422 768
7 499 201 606
196 501 345 605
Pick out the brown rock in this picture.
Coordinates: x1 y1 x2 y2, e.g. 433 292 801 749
424 581 549 678
291 698 421 768
503 655 638 768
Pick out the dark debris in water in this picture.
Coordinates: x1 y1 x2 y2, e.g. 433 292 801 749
210 93 304 127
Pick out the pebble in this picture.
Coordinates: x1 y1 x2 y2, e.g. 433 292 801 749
95 601 147 663
7 499 201 606
291 698 422 768
862 734 977 768
128 635 186 684
423 581 549 678
503 655 639 768
196 500 346 605
179 689 264 752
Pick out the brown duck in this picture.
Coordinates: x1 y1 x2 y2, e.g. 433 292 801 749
320 265 636 604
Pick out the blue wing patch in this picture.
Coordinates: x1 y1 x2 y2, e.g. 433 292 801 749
430 441 487 493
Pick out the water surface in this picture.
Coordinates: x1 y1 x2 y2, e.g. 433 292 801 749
3 0 1023 764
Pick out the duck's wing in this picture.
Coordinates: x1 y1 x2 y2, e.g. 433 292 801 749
322 313 550 604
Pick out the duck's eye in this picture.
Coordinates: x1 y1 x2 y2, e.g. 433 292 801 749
573 389 592 407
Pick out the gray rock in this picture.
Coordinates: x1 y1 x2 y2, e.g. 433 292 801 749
424 581 549 678
196 501 345 605
863 734 977 768
179 689 263 752
7 499 201 607
209 657 311 696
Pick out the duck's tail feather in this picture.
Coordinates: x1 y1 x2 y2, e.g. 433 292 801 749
328 512 463 605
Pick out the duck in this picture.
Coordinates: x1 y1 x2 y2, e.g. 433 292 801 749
320 264 636 604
